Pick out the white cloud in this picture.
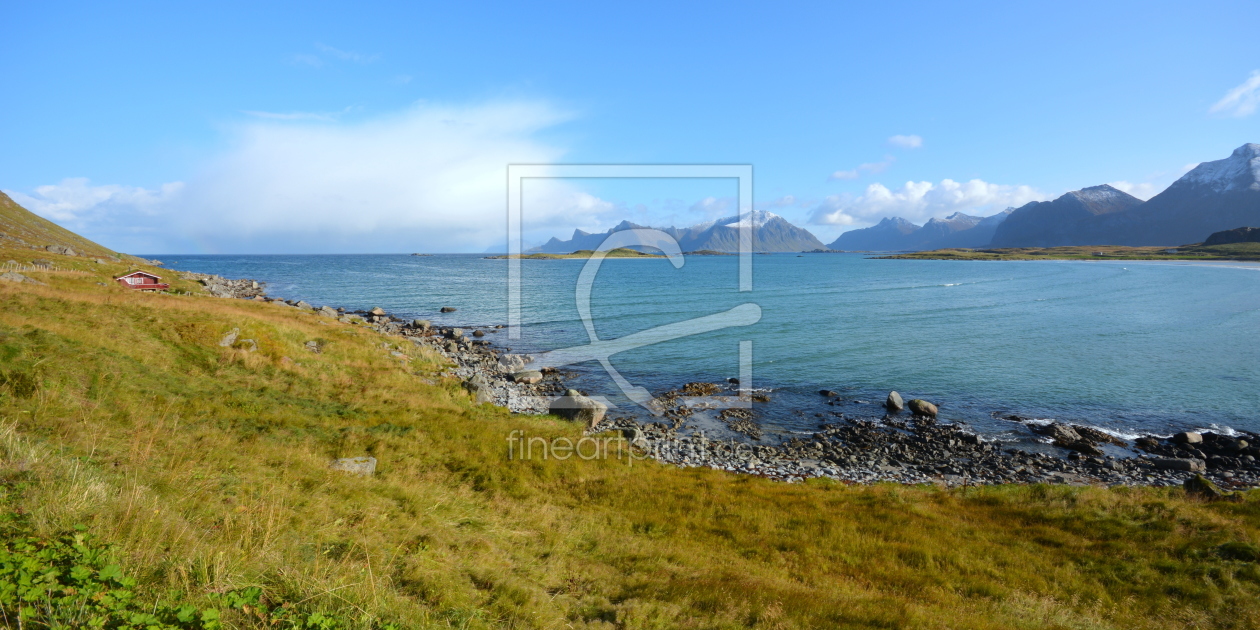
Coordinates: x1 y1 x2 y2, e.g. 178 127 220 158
314 43 378 63
1210 70 1260 118
829 156 895 181
10 100 595 253
1107 181 1160 201
8 178 183 223
241 110 339 122
888 134 923 149
810 178 1046 226
689 196 734 219
290 54 323 68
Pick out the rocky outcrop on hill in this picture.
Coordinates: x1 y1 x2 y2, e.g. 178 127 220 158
177 271 267 299
1203 226 1260 245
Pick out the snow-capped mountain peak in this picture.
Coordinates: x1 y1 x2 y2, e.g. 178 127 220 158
1179 143 1260 193
710 210 780 229
1068 184 1129 203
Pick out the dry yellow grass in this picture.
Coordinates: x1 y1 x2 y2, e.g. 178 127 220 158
1 248 1259 629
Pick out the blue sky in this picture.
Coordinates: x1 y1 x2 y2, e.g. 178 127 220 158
2 0 1258 253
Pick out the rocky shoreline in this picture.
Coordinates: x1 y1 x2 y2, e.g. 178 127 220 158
190 273 1260 492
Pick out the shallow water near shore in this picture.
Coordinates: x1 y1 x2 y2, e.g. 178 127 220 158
156 252 1260 443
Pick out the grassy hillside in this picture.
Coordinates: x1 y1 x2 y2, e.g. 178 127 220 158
878 242 1260 261
0 191 121 259
0 239 1259 628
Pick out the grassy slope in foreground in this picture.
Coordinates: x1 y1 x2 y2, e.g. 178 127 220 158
1 247 1260 628
877 242 1260 261
486 248 666 259
0 191 123 258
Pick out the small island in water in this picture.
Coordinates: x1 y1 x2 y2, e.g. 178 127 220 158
485 247 667 259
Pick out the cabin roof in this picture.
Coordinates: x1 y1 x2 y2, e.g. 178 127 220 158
116 271 162 280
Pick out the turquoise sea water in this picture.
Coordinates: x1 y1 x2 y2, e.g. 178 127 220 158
155 253 1260 440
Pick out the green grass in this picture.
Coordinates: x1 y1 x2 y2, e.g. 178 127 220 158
878 242 1260 261
1 246 1259 628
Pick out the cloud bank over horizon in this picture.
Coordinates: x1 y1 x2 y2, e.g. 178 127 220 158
8 101 628 253
809 179 1048 227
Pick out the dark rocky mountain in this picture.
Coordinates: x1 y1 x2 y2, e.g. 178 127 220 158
827 217 920 250
530 212 825 253
682 212 826 252
827 210 1013 251
988 143 1260 247
1081 143 1260 246
989 185 1143 247
1203 226 1260 246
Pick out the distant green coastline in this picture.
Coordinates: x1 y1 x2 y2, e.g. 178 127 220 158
877 242 1260 261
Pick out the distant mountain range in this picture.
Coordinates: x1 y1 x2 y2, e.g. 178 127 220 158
531 143 1260 253
829 209 1015 251
530 211 825 253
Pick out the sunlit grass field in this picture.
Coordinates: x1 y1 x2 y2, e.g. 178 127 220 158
1 245 1259 629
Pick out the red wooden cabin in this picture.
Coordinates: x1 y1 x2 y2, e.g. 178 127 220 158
115 271 170 291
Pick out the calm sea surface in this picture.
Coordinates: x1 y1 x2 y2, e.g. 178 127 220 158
153 253 1260 441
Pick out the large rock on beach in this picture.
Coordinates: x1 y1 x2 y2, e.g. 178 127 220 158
329 456 376 477
370 307 386 316
1152 457 1206 472
885 391 904 412
549 392 607 429
513 370 543 385
1174 432 1203 445
907 399 937 417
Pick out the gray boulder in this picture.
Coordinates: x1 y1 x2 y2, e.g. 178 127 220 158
1184 474 1231 500
1174 432 1204 445
412 319 431 330
295 301 314 310
219 328 240 347
907 399 937 417
0 271 44 285
45 245 77 256
463 373 494 404
440 306 457 313
1152 457 1206 472
549 393 607 429
513 370 544 385
370 307 387 316
329 456 376 477
1038 423 1082 443
318 306 338 318
886 391 904 412
447 328 464 339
